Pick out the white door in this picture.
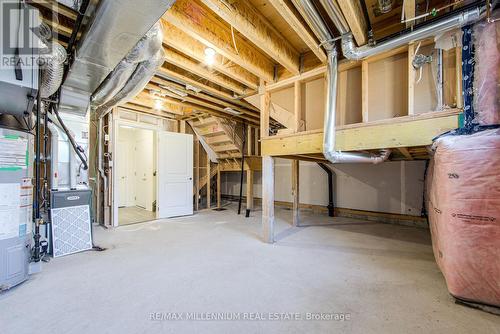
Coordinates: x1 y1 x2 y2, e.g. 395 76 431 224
117 139 129 207
157 132 193 218
135 130 155 211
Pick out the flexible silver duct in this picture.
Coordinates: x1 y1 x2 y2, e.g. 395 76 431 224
338 7 482 60
295 0 391 164
95 48 165 117
39 42 67 99
91 23 163 106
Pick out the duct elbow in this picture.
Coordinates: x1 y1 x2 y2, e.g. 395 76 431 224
341 34 362 61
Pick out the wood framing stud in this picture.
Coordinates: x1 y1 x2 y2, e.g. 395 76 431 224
294 81 302 132
246 170 254 211
292 160 300 227
262 156 275 243
408 43 415 115
260 84 271 138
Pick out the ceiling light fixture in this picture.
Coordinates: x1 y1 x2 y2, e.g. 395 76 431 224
154 99 163 110
204 47 216 66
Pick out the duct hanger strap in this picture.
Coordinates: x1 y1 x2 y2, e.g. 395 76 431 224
318 36 343 50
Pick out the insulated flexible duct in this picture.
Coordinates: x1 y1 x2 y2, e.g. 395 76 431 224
91 23 163 106
40 42 67 99
95 48 165 116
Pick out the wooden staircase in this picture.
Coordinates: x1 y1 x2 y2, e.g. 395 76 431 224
188 115 262 172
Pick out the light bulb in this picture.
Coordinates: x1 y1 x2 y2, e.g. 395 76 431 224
204 47 216 66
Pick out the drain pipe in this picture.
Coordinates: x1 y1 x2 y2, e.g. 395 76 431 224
295 0 391 164
318 163 335 217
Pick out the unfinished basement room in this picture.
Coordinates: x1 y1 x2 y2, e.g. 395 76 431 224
0 0 499 333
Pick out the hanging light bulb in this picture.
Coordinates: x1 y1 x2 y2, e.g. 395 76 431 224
154 99 163 110
204 47 216 66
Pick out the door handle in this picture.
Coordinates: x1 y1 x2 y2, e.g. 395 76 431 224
188 177 192 180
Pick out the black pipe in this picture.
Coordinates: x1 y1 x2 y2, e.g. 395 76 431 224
43 102 49 213
359 0 375 45
318 163 335 217
237 124 247 215
51 104 88 170
66 0 91 58
33 69 43 262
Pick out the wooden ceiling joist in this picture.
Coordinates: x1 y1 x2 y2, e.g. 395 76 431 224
267 0 326 63
156 66 259 112
199 0 300 74
145 83 260 120
336 0 368 46
149 76 258 115
163 0 275 82
122 103 179 119
162 21 259 90
163 47 249 96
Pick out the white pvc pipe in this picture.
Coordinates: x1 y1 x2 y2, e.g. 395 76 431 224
46 122 59 190
69 130 78 189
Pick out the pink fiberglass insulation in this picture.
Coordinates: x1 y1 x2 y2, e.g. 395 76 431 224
427 129 500 307
473 20 499 125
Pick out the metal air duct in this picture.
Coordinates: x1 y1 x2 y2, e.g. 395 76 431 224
60 0 176 115
293 0 391 164
322 4 483 60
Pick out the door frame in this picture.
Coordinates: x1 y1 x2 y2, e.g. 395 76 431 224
112 118 160 227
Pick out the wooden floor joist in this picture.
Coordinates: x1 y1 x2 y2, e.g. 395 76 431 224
261 110 462 156
163 0 275 82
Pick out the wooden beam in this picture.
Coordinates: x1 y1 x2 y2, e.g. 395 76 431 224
146 83 259 122
163 0 275 81
162 20 259 90
262 156 275 243
404 0 416 28
163 48 248 96
179 120 186 133
246 170 254 211
398 147 413 160
200 0 300 74
291 159 300 227
29 0 77 20
455 45 463 109
149 76 258 114
260 87 271 138
294 81 302 132
265 65 326 92
408 43 415 115
337 0 368 46
361 60 369 122
268 0 326 63
261 111 461 156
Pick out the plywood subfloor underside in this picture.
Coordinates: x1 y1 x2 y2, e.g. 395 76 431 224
1 204 497 333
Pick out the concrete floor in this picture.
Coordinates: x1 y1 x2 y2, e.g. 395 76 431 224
118 206 156 226
1 204 499 334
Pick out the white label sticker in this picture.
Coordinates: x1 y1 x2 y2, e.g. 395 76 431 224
0 183 21 240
